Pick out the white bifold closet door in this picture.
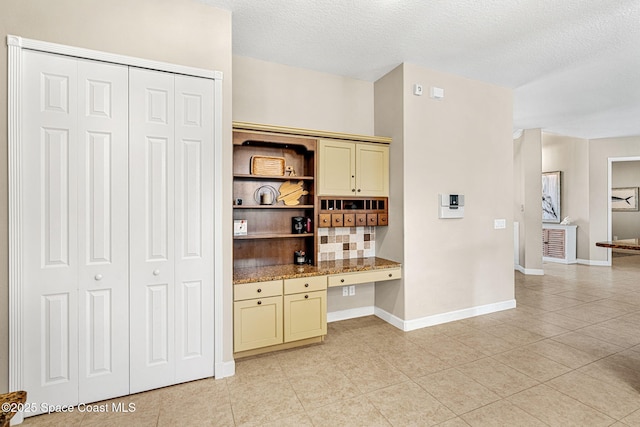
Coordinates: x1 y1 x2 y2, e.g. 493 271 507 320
22 50 129 411
20 49 215 411
129 68 214 393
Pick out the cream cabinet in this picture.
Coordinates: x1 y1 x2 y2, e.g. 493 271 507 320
234 276 327 353
318 140 389 197
283 276 327 342
233 280 283 352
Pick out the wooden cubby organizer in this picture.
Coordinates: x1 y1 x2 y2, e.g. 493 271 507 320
233 130 317 268
318 197 389 227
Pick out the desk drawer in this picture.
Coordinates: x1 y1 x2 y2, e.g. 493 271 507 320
234 280 282 301
328 267 401 287
284 275 327 294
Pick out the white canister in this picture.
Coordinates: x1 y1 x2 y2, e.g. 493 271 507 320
260 191 273 205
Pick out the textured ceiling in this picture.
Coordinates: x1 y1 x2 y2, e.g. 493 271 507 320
201 0 640 139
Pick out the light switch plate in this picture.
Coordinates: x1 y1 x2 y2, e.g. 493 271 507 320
494 219 506 229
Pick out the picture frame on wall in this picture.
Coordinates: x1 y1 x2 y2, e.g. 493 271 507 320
542 171 561 223
612 187 639 212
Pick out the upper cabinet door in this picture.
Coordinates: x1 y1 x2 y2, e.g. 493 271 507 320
318 140 356 196
356 144 389 197
318 140 389 197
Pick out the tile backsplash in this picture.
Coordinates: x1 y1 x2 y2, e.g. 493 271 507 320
317 226 375 262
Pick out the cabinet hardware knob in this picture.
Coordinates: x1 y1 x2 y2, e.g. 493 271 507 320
305 283 309 287
305 295 309 299
323 219 328 223
257 288 262 293
94 274 103 281
340 279 345 283
257 301 262 305
153 269 160 276
388 273 393 277
359 218 364 222
352 189 356 192
351 175 355 178
357 189 361 192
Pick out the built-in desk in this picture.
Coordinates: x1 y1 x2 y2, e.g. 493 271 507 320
232 257 401 357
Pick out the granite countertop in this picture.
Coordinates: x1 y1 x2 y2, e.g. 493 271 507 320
233 257 401 285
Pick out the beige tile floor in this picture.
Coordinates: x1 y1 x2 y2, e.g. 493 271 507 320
22 255 640 426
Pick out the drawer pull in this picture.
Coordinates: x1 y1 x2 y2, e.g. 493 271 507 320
305 283 309 287
257 301 262 305
257 288 262 293
340 279 345 283
94 274 103 281
305 295 309 299
323 218 328 223
352 188 356 192
389 273 393 277
153 269 160 276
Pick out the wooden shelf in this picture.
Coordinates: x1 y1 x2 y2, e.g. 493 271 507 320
234 233 314 240
233 205 314 209
234 174 314 181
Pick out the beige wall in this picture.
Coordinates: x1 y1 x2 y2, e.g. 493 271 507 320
233 56 374 135
542 133 590 260
0 0 233 392
232 55 377 312
612 161 640 239
589 136 640 262
374 64 406 318
375 63 514 322
513 129 543 272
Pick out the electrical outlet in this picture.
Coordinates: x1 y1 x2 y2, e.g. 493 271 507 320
348 285 355 296
342 286 349 296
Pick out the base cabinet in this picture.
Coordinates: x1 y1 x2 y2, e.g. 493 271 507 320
234 277 327 353
542 224 577 264
234 296 283 352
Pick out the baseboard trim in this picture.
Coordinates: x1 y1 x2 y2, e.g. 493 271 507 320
375 299 517 332
327 306 375 323
515 264 544 275
215 360 235 378
578 258 611 267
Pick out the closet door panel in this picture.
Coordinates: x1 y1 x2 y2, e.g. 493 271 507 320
22 50 79 413
129 68 176 393
174 76 214 381
77 59 129 403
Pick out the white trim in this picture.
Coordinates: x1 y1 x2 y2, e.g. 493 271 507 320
578 258 611 267
607 156 640 266
7 36 228 400
327 306 375 323
7 35 223 80
8 37 24 419
543 256 577 265
215 360 235 379
212 77 229 378
375 300 517 332
515 265 544 275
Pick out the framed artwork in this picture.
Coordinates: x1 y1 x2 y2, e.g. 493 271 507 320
612 187 639 211
542 171 561 223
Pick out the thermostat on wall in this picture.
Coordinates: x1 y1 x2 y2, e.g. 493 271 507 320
439 194 464 219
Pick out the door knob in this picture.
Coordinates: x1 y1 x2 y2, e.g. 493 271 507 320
94 274 103 281
153 269 160 276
